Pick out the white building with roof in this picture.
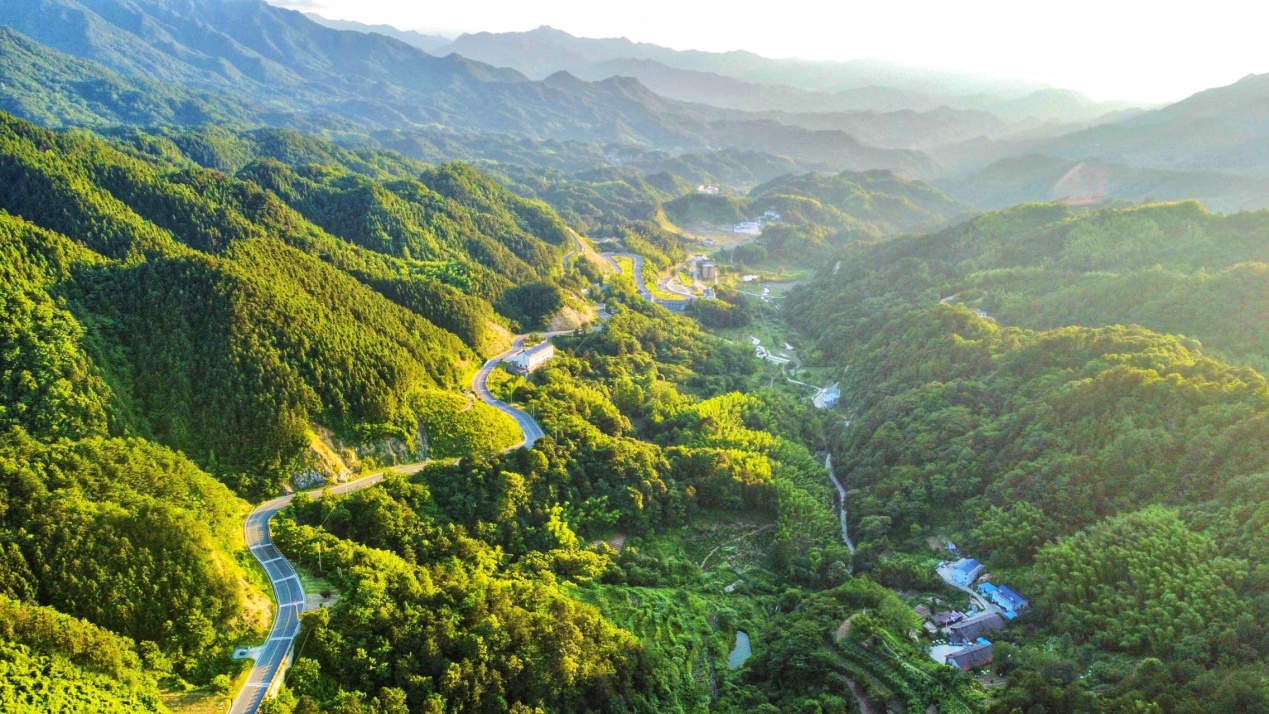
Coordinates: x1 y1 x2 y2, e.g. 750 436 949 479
506 341 555 374
949 558 984 587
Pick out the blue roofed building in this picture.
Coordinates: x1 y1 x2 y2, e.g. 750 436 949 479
989 585 1029 617
949 558 984 587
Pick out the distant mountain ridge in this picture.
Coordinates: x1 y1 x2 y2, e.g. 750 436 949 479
435 24 1141 123
0 0 936 176
6 2 1269 210
438 25 1041 96
303 12 452 53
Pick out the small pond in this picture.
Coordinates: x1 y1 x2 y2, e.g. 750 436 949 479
727 630 751 669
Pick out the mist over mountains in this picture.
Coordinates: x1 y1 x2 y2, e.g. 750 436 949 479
3 0 1269 209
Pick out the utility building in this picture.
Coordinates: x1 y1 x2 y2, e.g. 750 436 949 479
506 341 555 374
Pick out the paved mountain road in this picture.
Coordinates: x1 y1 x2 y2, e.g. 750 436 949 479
473 330 577 449
229 464 427 714
234 322 583 712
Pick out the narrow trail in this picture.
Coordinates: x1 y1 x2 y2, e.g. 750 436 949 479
698 524 776 570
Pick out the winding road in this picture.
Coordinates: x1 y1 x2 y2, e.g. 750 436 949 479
232 334 563 712
562 228 586 271
601 251 691 309
471 333 567 449
233 299 593 710
229 462 430 714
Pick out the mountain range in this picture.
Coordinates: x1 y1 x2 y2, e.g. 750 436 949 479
4 0 1269 209
437 25 1142 124
0 0 935 175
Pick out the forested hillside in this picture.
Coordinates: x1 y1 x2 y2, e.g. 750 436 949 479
0 106 611 708
0 112 578 493
258 280 977 712
665 169 968 265
812 200 1269 370
0 595 170 712
7 1 1269 710
783 203 1269 711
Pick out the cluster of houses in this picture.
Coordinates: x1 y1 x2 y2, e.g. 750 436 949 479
688 255 719 282
918 557 1030 673
732 209 782 236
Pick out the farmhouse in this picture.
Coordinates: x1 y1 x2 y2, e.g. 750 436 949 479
980 583 1030 618
948 612 1005 644
946 640 994 672
813 383 840 409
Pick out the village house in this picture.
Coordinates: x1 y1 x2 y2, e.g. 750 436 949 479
949 558 984 587
995 585 1029 615
946 640 994 672
979 583 1030 618
813 383 840 409
948 612 1005 644
932 611 964 628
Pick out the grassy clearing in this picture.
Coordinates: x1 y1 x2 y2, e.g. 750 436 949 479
160 687 228 714
295 561 340 611
613 255 636 278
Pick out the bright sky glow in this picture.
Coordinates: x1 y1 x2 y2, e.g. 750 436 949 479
270 0 1269 103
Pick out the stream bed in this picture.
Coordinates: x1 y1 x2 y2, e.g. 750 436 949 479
727 631 751 669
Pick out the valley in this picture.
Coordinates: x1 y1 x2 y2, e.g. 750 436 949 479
1 2 1268 713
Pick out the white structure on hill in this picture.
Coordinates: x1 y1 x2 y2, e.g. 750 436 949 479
733 221 762 236
949 558 984 587
506 341 555 374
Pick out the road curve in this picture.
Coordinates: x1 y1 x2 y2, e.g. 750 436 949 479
234 321 587 713
601 251 693 308
473 330 577 449
562 228 586 271
230 463 428 714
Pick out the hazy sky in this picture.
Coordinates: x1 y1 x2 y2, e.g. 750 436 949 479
271 0 1269 103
